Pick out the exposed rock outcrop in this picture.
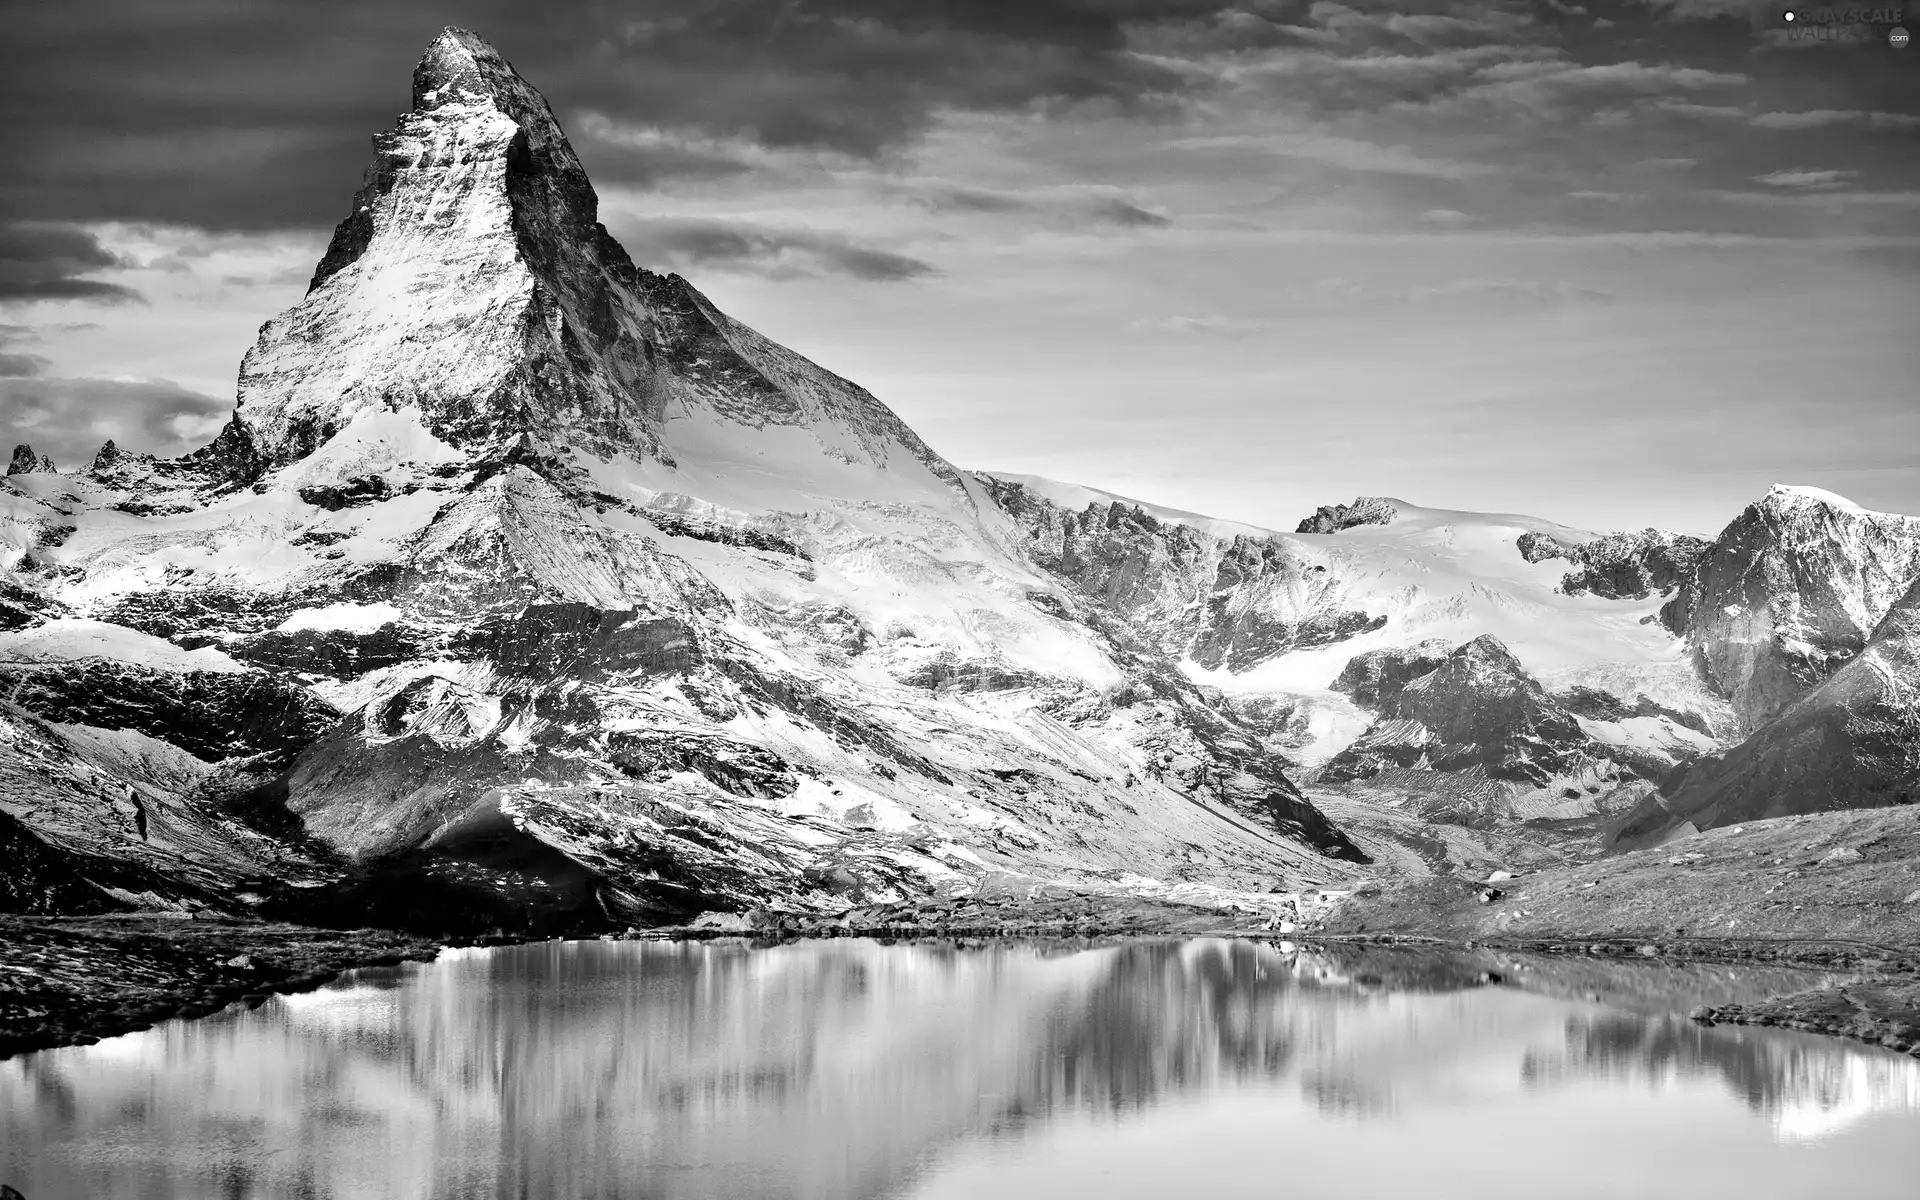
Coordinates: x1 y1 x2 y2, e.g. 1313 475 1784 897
1660 485 1920 732
6 445 56 476
1516 528 1708 600
0 660 339 766
1559 529 1709 600
1320 635 1591 787
1331 640 1452 707
981 476 1385 673
1516 530 1579 564
1296 497 1397 535
1615 575 1920 849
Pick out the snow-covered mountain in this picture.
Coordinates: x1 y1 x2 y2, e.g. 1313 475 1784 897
0 30 1363 930
982 474 1919 843
3 30 1917 928
1658 485 1920 734
1616 573 1920 848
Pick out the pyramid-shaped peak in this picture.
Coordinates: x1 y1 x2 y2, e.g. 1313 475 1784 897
409 28 579 161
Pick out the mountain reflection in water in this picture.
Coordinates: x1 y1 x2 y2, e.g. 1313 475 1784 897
4 938 1919 1199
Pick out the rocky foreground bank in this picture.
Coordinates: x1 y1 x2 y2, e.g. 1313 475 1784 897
10 807 1920 1062
0 894 1278 1059
1312 805 1920 1057
0 916 468 1058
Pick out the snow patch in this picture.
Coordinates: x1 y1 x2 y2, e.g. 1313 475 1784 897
275 602 403 633
0 619 248 674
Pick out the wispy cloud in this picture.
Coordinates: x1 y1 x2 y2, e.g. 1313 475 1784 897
614 218 936 282
1752 168 1857 190
1751 109 1920 131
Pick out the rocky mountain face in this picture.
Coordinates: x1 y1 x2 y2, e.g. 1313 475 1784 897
0 29 1364 932
4 30 1918 918
1313 634 1720 834
1321 635 1588 784
978 476 1386 674
1517 528 1709 601
1659 486 1920 734
1614 575 1920 849
6 445 57 476
1296 497 1397 535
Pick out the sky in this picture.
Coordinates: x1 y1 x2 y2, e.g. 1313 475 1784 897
1 0 1916 535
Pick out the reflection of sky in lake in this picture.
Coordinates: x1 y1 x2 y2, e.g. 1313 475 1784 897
3 938 1917 1199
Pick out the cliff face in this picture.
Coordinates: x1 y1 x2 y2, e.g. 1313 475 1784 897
1660 486 1920 734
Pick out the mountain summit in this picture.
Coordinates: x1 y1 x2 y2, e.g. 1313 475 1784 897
228 27 953 498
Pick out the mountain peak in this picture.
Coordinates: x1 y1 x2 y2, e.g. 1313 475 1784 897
6 444 56 476
411 27 582 169
208 27 957 495
1760 483 1862 513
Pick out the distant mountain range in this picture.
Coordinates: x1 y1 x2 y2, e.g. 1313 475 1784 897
3 29 1915 931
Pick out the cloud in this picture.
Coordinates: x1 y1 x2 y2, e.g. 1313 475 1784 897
1659 101 1748 120
1164 130 1494 179
1720 189 1920 207
0 2 1243 233
1752 168 1856 190
1137 277 1617 330
615 218 936 282
1751 109 1920 131
0 324 49 377
1132 314 1274 338
909 182 1170 226
1635 0 1755 17
0 375 229 464
0 222 143 303
1332 276 1618 305
1432 60 1749 113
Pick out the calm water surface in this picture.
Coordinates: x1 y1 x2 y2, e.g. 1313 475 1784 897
4 937 1919 1199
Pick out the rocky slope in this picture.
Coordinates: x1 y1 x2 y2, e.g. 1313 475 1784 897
1660 486 1920 734
1613 575 1920 848
977 476 1386 674
1310 634 1716 834
983 478 1731 836
0 29 1364 933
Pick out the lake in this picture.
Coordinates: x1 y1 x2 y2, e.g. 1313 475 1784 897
4 937 1919 1199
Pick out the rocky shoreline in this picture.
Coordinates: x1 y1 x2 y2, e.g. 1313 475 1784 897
1692 979 1920 1058
0 915 515 1059
10 896 1920 1064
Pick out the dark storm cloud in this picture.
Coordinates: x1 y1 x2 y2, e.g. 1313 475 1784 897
0 0 1240 235
0 222 142 303
617 219 936 281
0 376 229 464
